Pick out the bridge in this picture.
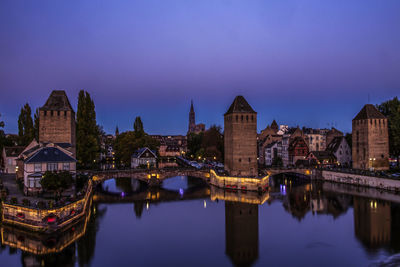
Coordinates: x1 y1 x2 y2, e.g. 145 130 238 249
264 168 313 178
90 168 210 186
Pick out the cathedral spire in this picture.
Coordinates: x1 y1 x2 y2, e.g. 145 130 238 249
188 100 196 133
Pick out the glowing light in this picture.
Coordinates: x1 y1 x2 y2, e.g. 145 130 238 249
121 192 125 197
204 200 207 208
146 202 149 210
179 188 184 197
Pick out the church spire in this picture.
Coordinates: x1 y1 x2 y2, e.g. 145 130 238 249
188 100 196 133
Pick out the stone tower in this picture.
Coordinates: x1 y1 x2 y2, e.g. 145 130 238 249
188 100 196 134
39 90 76 155
352 104 389 170
224 96 257 177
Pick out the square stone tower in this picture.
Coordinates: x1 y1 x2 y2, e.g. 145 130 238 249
39 90 76 156
224 96 257 177
352 104 389 170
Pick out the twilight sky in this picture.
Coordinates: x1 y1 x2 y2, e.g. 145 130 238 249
0 0 399 135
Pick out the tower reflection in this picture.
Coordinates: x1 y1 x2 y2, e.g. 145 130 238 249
225 202 259 267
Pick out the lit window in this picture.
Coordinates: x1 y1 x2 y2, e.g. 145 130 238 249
47 163 58 171
34 163 42 172
63 163 70 171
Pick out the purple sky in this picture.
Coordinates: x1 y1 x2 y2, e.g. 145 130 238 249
0 0 399 135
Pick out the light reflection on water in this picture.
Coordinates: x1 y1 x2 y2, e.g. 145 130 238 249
1 175 400 267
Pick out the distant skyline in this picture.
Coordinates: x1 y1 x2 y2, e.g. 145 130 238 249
1 0 399 135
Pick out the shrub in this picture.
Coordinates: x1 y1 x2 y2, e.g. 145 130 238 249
10 197 17 204
37 201 46 209
22 198 30 206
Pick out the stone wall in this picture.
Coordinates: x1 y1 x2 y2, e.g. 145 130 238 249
39 110 76 155
224 113 257 177
352 118 389 170
321 170 400 191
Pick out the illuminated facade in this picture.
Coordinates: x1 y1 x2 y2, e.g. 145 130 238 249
352 104 389 170
224 96 257 177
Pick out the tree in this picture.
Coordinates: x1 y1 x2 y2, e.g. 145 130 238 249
133 117 144 137
187 125 224 161
377 97 400 166
40 171 73 199
17 103 34 146
202 125 224 161
76 90 100 169
0 113 5 154
114 118 159 167
33 108 39 141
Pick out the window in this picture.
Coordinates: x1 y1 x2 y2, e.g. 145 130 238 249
238 158 242 162
241 115 243 121
51 111 53 116
47 163 58 171
57 111 60 116
64 111 67 116
63 163 70 171
236 115 238 122
34 163 42 172
246 115 248 122
44 111 47 116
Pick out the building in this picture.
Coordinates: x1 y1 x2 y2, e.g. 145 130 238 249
1 146 24 174
326 127 343 148
99 134 116 170
224 96 257 177
258 120 282 165
304 128 327 151
131 147 157 168
288 136 309 166
39 90 76 156
306 151 337 167
187 100 205 134
281 135 290 167
264 141 283 166
151 135 187 157
326 136 352 167
352 104 389 170
22 143 76 195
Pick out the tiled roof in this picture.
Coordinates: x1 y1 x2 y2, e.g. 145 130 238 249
326 136 344 153
40 90 73 111
131 147 157 159
309 151 336 160
25 147 76 163
4 146 25 157
353 104 386 121
225 96 256 115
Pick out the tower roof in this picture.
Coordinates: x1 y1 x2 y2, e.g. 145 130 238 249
225 95 256 115
190 100 194 113
353 104 386 121
40 90 74 111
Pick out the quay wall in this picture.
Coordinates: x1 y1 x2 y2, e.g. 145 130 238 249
209 170 269 192
1 180 93 232
319 170 400 192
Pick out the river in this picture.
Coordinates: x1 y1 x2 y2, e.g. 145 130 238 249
1 175 399 266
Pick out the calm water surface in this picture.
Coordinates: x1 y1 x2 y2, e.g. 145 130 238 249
1 175 400 267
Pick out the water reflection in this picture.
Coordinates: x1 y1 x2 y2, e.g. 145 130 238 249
225 202 258 267
2 175 400 266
